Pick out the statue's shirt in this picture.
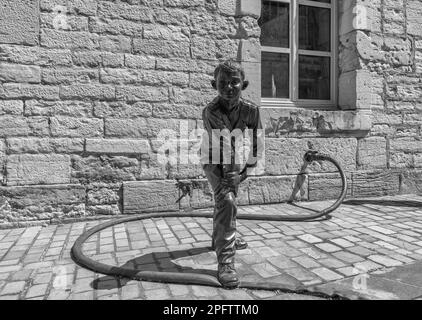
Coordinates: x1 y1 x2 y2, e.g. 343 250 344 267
200 97 264 172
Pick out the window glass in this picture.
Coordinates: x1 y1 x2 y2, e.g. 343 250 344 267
299 55 330 100
259 1 290 48
262 52 290 99
299 5 331 52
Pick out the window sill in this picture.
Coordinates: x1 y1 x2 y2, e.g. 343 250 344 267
260 107 371 137
261 99 337 110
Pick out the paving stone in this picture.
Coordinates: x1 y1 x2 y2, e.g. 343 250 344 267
284 267 317 282
297 234 323 244
311 268 343 281
1 281 26 295
315 243 342 253
368 255 403 267
251 263 281 278
292 256 320 268
333 251 365 264
330 238 354 248
144 288 170 300
25 284 48 298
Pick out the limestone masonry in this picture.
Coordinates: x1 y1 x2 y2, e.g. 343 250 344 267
0 0 421 227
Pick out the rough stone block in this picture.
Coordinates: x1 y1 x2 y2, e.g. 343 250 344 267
6 154 71 186
0 184 85 208
309 173 352 201
144 24 189 41
408 0 422 37
7 137 84 154
71 51 102 67
99 35 131 53
248 176 306 204
102 52 124 68
0 116 49 137
0 84 59 100
40 0 97 16
133 39 190 58
191 13 237 39
156 58 214 74
123 180 179 213
164 0 203 7
86 139 151 155
105 118 180 139
357 137 387 169
390 138 422 154
191 37 239 60
50 117 103 138
42 67 98 85
124 55 156 69
0 0 39 45
94 101 152 118
41 29 99 50
100 68 189 87
218 0 236 15
169 88 215 106
265 138 357 175
87 183 121 206
0 45 72 66
89 17 143 36
400 170 422 195
152 103 202 119
0 63 41 83
0 101 24 115
25 100 92 117
71 155 141 183
40 12 89 32
97 1 153 22
60 84 115 100
115 85 168 102
352 170 400 197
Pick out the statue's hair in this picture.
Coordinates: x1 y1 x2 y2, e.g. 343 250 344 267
213 60 245 80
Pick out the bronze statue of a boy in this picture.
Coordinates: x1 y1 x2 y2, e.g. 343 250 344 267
201 60 263 288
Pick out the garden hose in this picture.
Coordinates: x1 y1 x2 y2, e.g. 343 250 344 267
71 151 348 299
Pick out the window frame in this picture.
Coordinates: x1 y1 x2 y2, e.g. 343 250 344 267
260 0 338 109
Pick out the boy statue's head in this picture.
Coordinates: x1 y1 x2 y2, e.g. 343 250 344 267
211 60 249 105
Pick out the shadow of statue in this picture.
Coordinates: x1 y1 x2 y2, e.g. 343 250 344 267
91 246 217 290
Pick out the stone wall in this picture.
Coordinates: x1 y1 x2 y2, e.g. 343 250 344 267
0 0 421 228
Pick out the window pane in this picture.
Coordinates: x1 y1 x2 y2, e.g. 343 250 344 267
262 52 289 99
299 55 330 100
299 6 331 51
259 1 289 48
310 0 331 3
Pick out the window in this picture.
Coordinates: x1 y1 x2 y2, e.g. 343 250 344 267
259 0 337 108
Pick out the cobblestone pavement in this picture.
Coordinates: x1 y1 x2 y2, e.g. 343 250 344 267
0 194 422 300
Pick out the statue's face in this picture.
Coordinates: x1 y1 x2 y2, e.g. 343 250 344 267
215 70 243 105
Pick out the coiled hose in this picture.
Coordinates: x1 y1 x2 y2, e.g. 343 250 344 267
71 151 348 298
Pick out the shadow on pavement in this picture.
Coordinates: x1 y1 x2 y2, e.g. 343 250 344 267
285 203 333 221
343 199 422 208
92 246 217 290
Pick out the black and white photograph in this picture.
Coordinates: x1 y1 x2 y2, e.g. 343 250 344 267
0 0 422 309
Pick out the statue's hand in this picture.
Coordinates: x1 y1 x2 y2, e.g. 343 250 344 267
221 170 247 188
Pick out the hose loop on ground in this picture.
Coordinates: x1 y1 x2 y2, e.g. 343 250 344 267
71 152 348 298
